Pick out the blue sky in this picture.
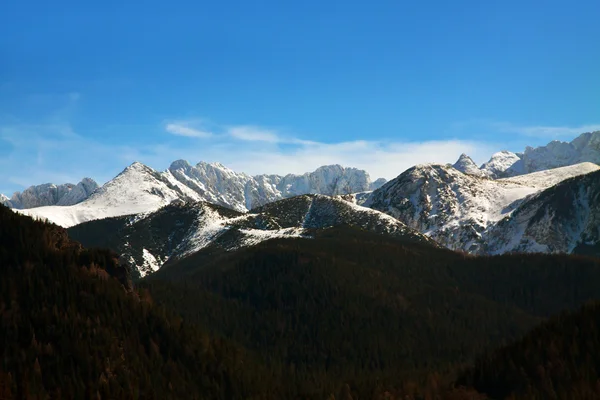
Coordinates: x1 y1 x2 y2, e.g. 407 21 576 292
1 0 599 195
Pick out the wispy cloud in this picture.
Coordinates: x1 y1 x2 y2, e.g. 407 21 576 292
165 121 213 138
227 125 281 142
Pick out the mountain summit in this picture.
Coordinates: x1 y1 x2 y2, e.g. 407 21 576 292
452 153 484 176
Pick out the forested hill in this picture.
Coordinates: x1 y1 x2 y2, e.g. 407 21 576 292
147 226 600 399
0 204 283 399
458 301 600 399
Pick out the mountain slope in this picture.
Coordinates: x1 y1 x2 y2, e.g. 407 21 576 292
483 168 600 256
69 194 436 278
365 162 599 252
4 178 99 209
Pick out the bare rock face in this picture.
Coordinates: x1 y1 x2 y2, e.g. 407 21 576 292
168 161 375 211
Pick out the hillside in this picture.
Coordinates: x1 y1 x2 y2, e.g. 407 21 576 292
68 195 436 278
145 226 600 398
0 204 285 399
458 301 600 399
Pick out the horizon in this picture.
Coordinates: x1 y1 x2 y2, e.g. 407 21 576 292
2 0 600 194
2 128 599 196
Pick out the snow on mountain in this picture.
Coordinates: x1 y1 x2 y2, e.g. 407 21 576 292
453 153 485 176
7 178 99 209
68 194 436 278
364 162 599 252
168 160 376 211
0 194 10 207
167 160 280 211
18 162 201 228
497 162 600 189
483 168 600 256
519 131 600 173
459 131 600 179
15 160 381 227
479 151 524 178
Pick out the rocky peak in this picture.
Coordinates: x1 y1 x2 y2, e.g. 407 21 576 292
453 153 484 176
8 178 99 209
480 151 523 178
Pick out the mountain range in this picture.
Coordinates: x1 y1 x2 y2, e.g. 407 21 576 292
456 130 600 178
1 178 99 209
4 130 600 278
10 161 385 227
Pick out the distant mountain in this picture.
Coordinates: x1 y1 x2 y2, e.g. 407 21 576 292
68 194 436 278
453 153 485 176
369 177 387 190
16 161 382 227
17 162 200 227
364 162 600 252
458 130 600 178
479 150 525 178
4 178 98 209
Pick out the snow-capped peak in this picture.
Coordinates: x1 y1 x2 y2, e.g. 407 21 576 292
17 163 197 228
453 153 484 176
7 178 99 209
479 150 524 178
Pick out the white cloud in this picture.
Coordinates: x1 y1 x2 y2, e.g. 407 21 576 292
165 122 213 138
206 139 496 180
227 125 281 142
